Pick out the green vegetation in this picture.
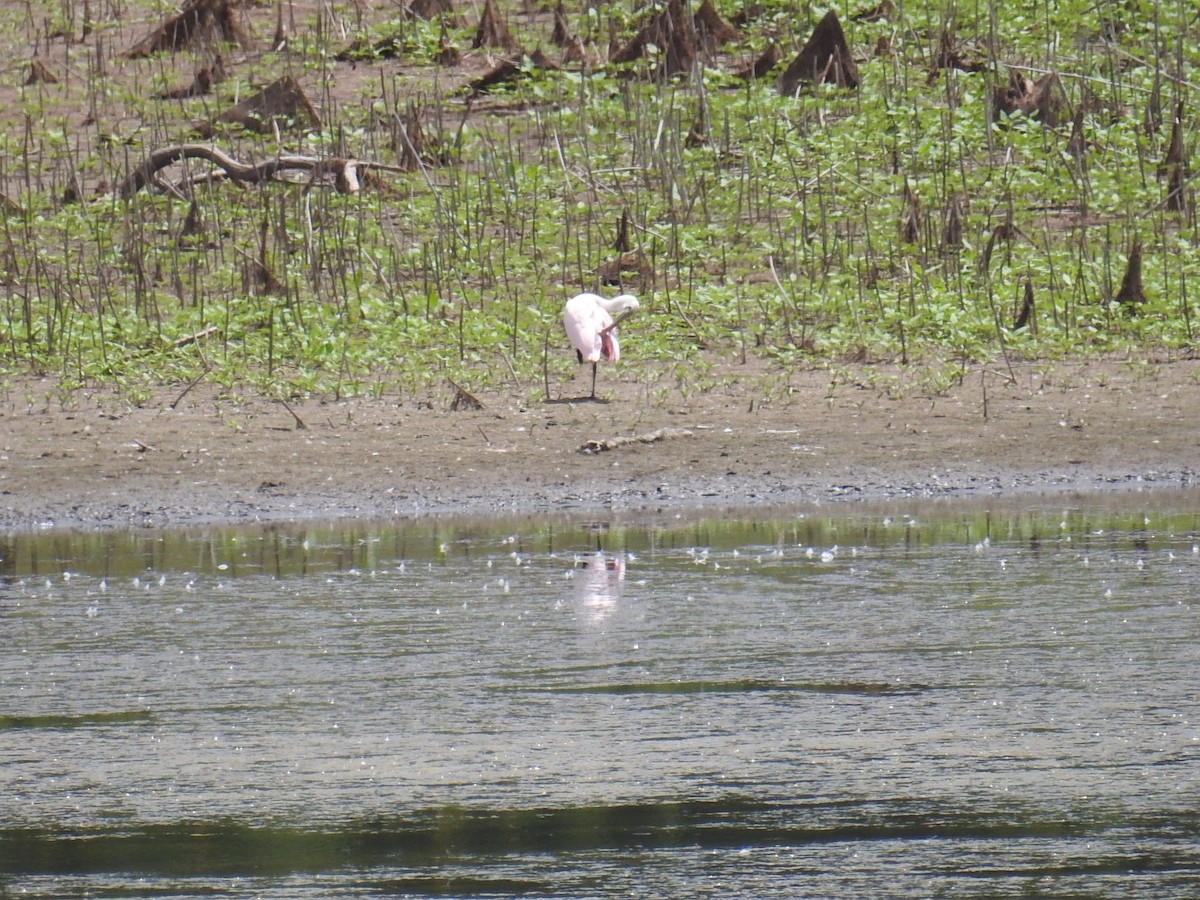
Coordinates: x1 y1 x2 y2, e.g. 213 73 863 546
0 0 1196 403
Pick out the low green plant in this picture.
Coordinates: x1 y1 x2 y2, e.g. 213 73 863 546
0 0 1197 400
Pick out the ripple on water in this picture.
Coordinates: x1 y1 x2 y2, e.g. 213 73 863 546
2 498 1198 897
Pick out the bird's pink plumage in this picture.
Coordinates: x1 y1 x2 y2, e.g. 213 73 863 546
564 293 619 363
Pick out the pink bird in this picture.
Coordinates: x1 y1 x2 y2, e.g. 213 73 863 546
563 292 640 399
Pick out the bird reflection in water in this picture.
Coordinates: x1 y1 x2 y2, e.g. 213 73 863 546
571 552 626 623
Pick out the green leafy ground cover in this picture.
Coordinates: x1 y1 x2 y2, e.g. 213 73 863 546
0 0 1196 404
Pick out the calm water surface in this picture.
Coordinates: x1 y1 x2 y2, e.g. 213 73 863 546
2 497 1199 897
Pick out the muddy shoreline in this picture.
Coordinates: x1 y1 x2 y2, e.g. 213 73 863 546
2 359 1196 533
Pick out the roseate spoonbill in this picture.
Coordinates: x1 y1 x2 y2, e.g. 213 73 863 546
563 292 640 399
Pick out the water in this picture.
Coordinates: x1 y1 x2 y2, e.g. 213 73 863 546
2 498 1199 897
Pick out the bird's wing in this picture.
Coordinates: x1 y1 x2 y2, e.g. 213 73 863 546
600 325 619 363
564 295 613 363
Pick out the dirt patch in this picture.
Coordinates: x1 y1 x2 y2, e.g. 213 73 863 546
2 357 1196 532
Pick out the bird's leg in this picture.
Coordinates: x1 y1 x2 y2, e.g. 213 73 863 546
590 362 598 399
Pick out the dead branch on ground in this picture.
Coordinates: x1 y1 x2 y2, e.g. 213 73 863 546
579 427 694 454
116 144 410 199
447 379 484 411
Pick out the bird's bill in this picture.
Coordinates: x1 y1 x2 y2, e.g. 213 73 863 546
600 308 637 335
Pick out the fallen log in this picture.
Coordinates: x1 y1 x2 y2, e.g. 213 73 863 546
116 144 409 198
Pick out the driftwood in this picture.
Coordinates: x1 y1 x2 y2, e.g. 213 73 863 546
116 144 409 199
578 427 693 454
